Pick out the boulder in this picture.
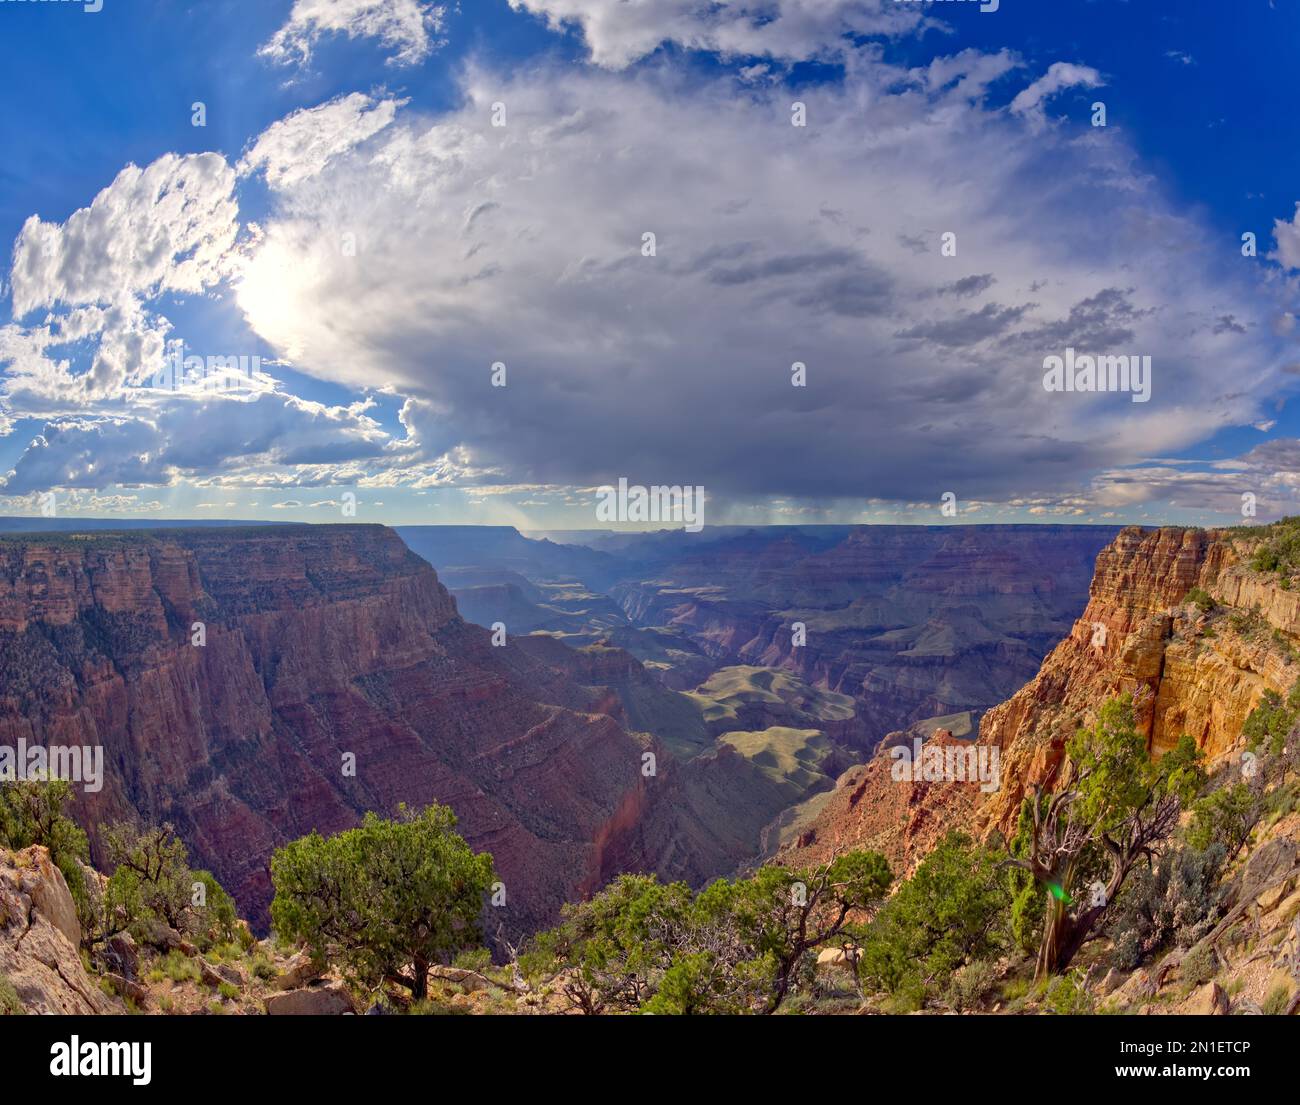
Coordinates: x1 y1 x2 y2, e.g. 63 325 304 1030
265 981 356 1015
1187 981 1229 1016
274 951 325 991
1275 888 1300 927
1109 968 1155 1008
1257 876 1297 914
104 972 150 1006
105 932 139 980
215 961 245 987
0 847 116 1014
1096 967 1123 997
815 945 857 971
1241 839 1297 902
198 958 245 989
141 921 185 953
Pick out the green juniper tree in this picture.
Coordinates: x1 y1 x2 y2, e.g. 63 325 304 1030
270 803 495 1001
1005 695 1203 980
858 831 1009 1003
534 849 892 1014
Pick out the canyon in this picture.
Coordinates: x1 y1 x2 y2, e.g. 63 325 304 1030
2 517 1300 1013
4 520 1298 1019
0 521 1122 936
0 526 674 935
780 524 1300 875
403 523 1119 740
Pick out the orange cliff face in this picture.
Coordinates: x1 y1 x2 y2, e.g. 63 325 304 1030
0 527 671 936
781 525 1300 874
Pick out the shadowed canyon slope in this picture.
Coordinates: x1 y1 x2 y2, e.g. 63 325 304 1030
404 524 1120 742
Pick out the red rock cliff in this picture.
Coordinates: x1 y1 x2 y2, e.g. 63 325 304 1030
0 526 658 935
781 525 1300 872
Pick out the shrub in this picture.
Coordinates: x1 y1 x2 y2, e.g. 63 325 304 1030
1010 877 1045 955
1242 516 1300 580
99 822 236 949
451 947 493 974
881 976 927 1014
190 871 239 948
1180 942 1217 987
1263 780 1299 824
1251 546 1280 574
249 954 277 981
409 998 469 1016
1188 783 1258 862
1262 983 1292 1015
944 959 998 1012
535 850 891 1014
517 945 556 984
859 832 1009 1000
156 951 201 984
1043 969 1095 1015
1108 844 1226 970
1241 686 1300 756
0 971 23 1015
1185 587 1214 612
0 779 93 935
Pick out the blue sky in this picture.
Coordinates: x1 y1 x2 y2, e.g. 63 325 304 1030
1 0 1298 530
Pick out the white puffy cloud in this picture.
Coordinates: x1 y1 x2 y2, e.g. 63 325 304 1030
508 0 922 69
1270 202 1300 270
3 19 1290 521
0 490 165 516
9 153 238 317
1078 440 1300 521
1 152 244 439
238 93 403 190
921 48 1019 99
260 0 447 68
0 300 172 419
1009 61 1103 125
0 391 394 495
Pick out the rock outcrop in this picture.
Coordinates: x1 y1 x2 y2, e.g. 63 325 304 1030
0 846 118 1014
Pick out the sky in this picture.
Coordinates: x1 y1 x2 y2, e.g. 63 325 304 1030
1 0 1299 531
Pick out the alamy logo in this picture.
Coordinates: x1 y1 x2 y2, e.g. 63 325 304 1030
3 0 101 9
895 0 998 13
50 1037 151 1086
0 739 103 793
595 477 705 533
1042 348 1152 403
890 738 1001 793
147 341 260 392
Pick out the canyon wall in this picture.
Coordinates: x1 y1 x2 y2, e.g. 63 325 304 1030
781 525 1300 873
610 525 1119 743
0 527 662 935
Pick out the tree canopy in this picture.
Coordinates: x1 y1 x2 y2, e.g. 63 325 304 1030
270 803 496 1000
532 849 892 1014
